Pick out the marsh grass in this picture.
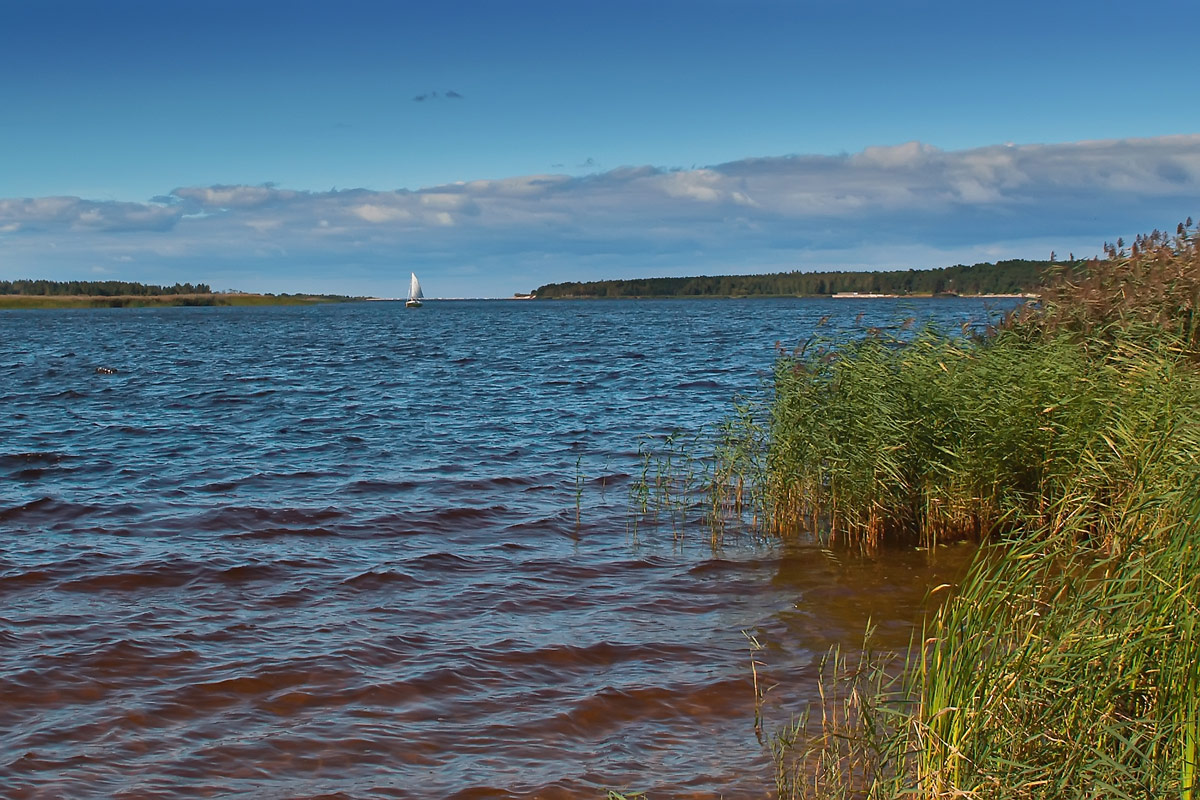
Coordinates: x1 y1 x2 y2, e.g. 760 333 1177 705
771 634 914 800
774 484 1200 799
756 326 1200 550
759 221 1200 798
671 219 1197 550
623 222 1200 797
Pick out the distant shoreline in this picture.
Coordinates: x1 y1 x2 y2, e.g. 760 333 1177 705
0 293 361 309
530 258 1065 299
531 292 1039 301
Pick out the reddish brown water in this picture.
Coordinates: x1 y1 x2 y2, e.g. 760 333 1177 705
1 299 1007 798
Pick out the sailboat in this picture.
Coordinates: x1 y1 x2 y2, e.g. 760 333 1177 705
406 272 424 308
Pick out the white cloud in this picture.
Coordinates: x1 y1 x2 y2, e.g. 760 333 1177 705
0 195 181 231
850 140 940 169
352 203 411 223
173 184 295 208
418 192 475 210
245 219 283 233
1 135 1197 295
658 170 723 202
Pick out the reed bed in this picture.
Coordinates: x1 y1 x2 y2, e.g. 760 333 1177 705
625 222 1200 797
756 326 1200 549
762 221 1200 798
775 484 1200 799
705 219 1200 549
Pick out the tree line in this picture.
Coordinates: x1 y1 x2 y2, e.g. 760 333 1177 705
0 279 212 296
533 259 1067 299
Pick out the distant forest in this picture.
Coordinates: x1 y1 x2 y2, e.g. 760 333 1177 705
0 279 212 296
534 259 1069 299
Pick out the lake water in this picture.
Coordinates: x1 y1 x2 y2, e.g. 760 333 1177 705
1 298 1014 799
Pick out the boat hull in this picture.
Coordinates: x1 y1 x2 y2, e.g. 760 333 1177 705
406 299 423 308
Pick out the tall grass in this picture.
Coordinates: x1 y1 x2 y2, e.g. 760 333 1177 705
614 221 1199 796
629 430 721 544
756 326 1200 549
717 219 1200 549
761 221 1200 797
621 223 1199 796
911 506 1200 799
775 483 1200 799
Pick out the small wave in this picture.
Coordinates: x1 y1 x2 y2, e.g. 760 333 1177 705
215 563 287 583
401 552 490 573
0 451 69 467
686 558 745 577
60 565 198 592
430 505 510 523
225 526 340 540
261 587 321 607
174 663 355 710
0 568 56 593
192 505 345 531
45 388 88 400
11 467 57 481
457 475 536 490
117 425 155 435
344 478 422 494
341 569 421 590
480 640 695 673
0 496 99 523
547 675 751 738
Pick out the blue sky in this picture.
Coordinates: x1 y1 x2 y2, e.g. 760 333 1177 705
2 0 1198 297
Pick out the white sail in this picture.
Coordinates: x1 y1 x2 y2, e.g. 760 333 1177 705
409 272 424 301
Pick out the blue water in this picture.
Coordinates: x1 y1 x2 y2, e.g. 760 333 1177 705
0 298 1014 798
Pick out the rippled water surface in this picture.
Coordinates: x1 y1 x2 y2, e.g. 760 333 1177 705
1 298 1014 798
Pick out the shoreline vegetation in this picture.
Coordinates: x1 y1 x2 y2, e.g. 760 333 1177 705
633 220 1198 797
0 280 361 309
534 258 1064 299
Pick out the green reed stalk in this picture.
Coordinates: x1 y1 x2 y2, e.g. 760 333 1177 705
755 223 1200 798
629 430 725 545
773 485 1200 799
